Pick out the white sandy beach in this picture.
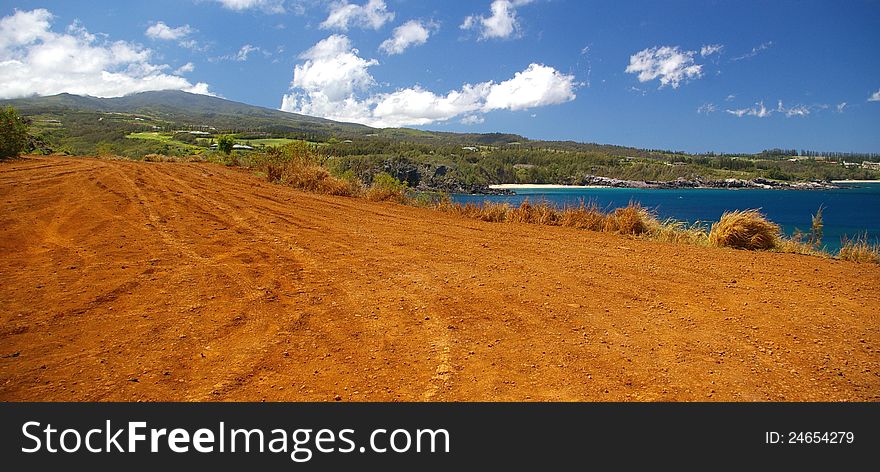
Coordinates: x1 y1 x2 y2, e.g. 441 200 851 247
489 183 608 189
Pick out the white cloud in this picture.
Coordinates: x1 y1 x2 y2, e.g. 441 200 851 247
725 101 771 118
836 102 847 113
869 89 880 102
731 41 773 61
212 44 267 62
145 21 192 40
625 46 703 89
379 20 436 55
725 94 736 102
461 0 534 40
235 44 259 61
484 63 577 111
777 100 809 117
280 35 576 127
461 114 485 125
700 44 723 57
291 34 378 102
320 0 394 31
0 8 53 49
175 62 195 74
725 99 816 118
697 102 717 114
209 0 285 13
0 9 212 99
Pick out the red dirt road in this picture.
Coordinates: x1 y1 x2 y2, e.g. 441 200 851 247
1 156 878 401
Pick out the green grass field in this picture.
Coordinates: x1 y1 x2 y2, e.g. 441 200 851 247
238 138 299 147
126 132 203 152
126 132 176 143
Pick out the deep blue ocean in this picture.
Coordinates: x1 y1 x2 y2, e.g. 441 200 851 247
452 183 880 253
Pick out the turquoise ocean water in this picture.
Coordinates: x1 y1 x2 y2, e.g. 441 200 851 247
452 183 880 253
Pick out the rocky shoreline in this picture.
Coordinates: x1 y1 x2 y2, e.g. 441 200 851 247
471 176 836 194
569 175 837 190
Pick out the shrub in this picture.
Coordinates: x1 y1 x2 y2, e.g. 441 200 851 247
266 160 359 196
838 235 880 264
410 191 451 208
708 209 779 250
217 135 235 155
0 106 29 159
366 173 408 203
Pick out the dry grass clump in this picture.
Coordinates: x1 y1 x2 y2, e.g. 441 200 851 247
708 209 780 250
602 203 651 235
838 235 880 264
440 202 481 218
648 219 709 245
267 161 360 197
478 202 510 222
776 239 829 257
559 203 606 231
260 142 359 197
507 199 559 225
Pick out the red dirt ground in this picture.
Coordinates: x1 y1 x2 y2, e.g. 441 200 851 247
1 156 878 401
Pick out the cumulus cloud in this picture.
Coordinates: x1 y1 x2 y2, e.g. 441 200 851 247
869 89 880 102
699 44 723 57
320 0 394 31
175 62 195 74
483 64 577 111
379 20 437 55
461 114 485 125
731 41 773 61
461 0 533 40
0 9 211 99
280 35 576 127
209 0 285 13
145 21 192 40
625 46 703 89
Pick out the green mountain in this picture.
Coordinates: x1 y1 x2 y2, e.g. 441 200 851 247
2 90 371 137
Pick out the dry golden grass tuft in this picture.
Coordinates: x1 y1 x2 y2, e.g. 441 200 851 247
838 235 880 264
776 239 829 258
559 203 606 231
507 199 560 225
478 202 510 222
603 203 651 235
708 209 780 250
267 162 361 197
647 219 709 245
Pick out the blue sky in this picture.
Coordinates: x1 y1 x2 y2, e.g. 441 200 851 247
2 0 879 153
